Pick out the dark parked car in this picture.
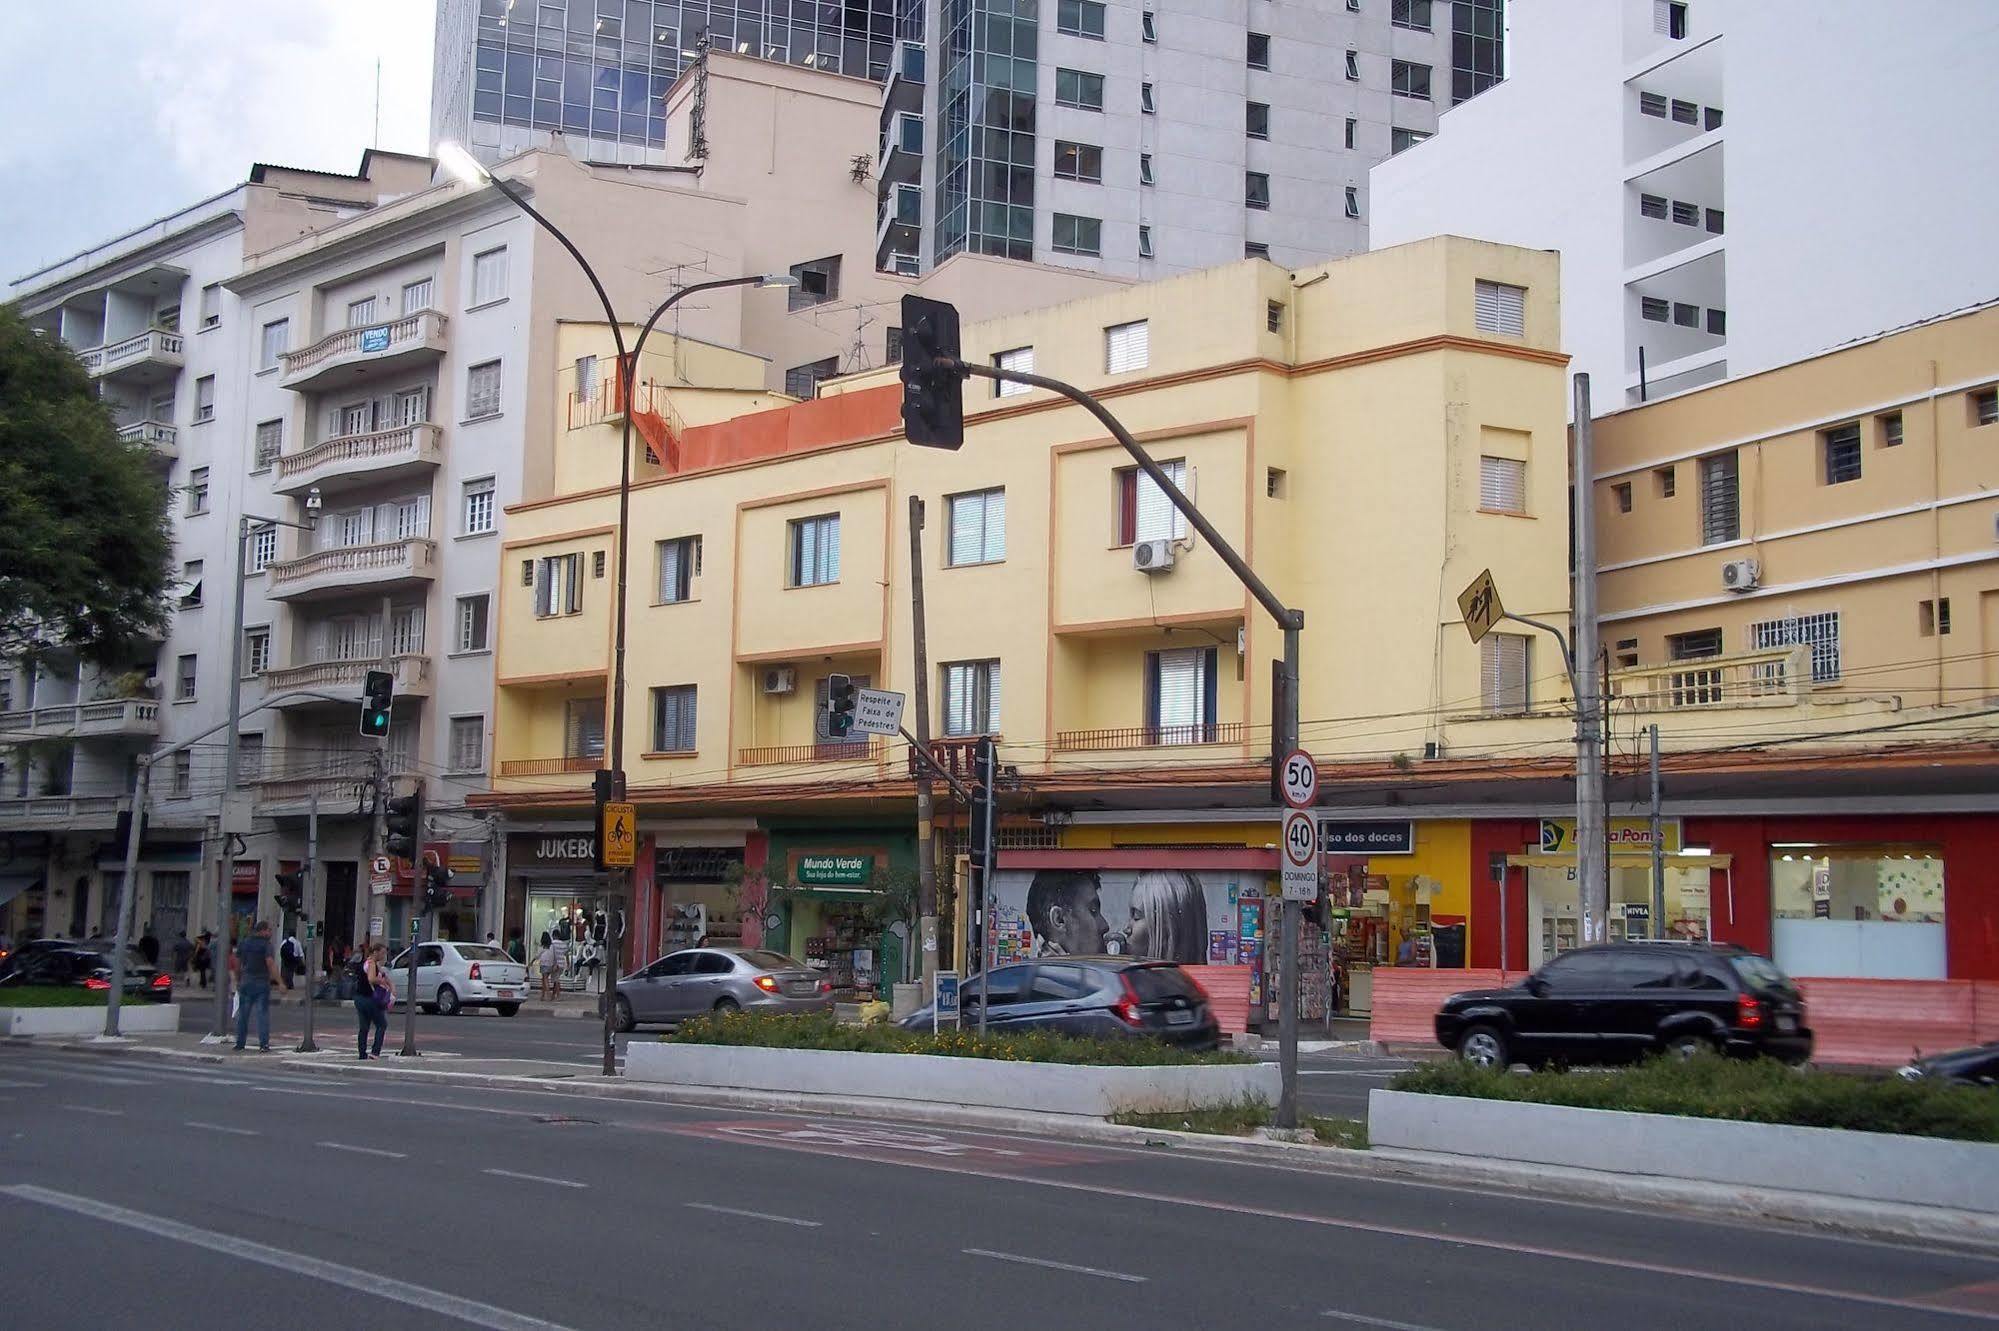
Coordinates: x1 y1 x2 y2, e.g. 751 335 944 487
1899 1041 1999 1088
900 957 1220 1051
1434 942 1810 1069
0 938 174 1003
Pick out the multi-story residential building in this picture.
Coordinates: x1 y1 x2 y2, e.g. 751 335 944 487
1370 0 1999 406
878 0 1497 278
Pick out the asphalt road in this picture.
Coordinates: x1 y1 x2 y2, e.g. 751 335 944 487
4 1043 1997 1331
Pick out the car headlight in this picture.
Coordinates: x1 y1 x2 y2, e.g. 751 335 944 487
1896 1065 1925 1081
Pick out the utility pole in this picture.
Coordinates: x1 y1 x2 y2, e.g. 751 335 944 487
1572 372 1608 944
298 793 320 1053
907 495 940 992
971 736 997 1033
105 758 149 1037
1649 724 1665 940
1277 627 1301 1129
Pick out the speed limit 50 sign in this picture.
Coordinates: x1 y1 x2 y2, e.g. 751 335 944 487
1279 750 1318 809
1280 808 1319 902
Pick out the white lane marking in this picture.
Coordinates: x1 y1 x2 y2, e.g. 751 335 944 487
63 1105 124 1117
484 1169 586 1190
184 1121 259 1137
2 1185 578 1331
685 1201 821 1228
962 1248 1147 1283
316 1141 406 1159
1323 1312 1443 1330
0 1078 47 1089
15 1066 151 1087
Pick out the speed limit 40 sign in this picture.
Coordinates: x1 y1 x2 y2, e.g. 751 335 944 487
1280 808 1319 902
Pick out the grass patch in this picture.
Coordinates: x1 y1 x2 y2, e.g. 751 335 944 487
1391 1055 1999 1144
670 1010 1250 1067
0 987 110 1008
1111 1100 1272 1135
1309 1115 1369 1149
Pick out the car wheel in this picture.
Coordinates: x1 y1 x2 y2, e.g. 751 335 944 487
613 997 636 1033
1666 1032 1716 1060
436 986 461 1017
496 1003 521 1017
713 996 740 1013
1457 1025 1508 1070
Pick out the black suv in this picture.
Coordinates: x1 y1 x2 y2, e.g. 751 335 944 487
901 957 1220 1051
1434 943 1811 1069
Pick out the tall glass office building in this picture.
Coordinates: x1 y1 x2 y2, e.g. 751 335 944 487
932 0 1037 262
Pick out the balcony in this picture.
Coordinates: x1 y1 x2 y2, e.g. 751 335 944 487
79 328 184 385
279 309 447 394
272 422 443 497
737 739 882 768
907 735 988 783
1053 722 1251 753
262 654 431 707
0 700 160 742
250 752 375 814
265 537 437 603
116 419 179 459
0 794 125 830
497 755 601 778
1610 647 1808 713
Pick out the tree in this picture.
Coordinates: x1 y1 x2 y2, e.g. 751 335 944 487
0 305 172 666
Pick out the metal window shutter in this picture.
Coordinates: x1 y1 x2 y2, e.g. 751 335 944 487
1479 456 1524 512
984 661 1002 732
982 490 1005 562
1482 635 1527 711
1653 0 1671 33
1105 320 1149 373
659 539 684 601
1699 452 1739 542
1474 281 1525 336
949 493 986 566
1153 647 1202 733
823 517 841 582
1134 460 1186 543
997 347 1034 398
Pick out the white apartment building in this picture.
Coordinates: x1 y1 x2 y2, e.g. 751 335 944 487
878 0 1504 278
1370 0 1999 407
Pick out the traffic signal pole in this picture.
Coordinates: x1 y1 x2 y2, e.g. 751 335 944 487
298 794 320 1053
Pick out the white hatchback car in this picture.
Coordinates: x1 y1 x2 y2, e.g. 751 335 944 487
388 941 530 1016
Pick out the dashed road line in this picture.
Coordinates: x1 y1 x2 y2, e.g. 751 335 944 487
484 1168 587 1189
184 1121 259 1137
962 1248 1147 1283
315 1141 406 1159
685 1201 821 1227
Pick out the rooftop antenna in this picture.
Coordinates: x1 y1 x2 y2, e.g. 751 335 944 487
373 58 382 148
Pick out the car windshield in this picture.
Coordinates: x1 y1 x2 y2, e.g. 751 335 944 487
454 945 511 963
1125 965 1199 1002
1728 953 1794 994
737 950 805 972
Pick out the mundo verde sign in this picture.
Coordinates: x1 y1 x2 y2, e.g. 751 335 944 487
795 854 875 887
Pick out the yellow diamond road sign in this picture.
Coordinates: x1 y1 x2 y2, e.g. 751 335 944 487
601 801 637 868
1458 568 1505 645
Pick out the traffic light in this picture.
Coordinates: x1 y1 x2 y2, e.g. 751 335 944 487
273 871 305 917
359 668 394 738
825 673 857 739
968 735 997 870
384 785 423 862
420 856 454 913
899 294 965 449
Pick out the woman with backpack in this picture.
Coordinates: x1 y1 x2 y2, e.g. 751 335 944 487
353 942 390 1060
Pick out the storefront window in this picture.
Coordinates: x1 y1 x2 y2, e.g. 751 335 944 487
1526 861 1711 967
1770 845 1944 979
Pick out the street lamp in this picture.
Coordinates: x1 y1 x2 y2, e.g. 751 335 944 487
438 142 796 1076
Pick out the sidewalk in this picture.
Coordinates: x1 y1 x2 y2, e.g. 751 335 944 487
171 983 610 1019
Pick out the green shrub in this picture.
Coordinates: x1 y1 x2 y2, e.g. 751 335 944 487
1390 1055 1999 1144
0 987 110 1008
1110 1100 1272 1135
670 1010 1249 1067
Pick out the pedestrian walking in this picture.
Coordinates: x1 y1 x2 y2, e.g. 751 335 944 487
505 929 525 964
537 934 561 1001
171 930 193 980
353 943 390 1060
193 932 213 989
230 920 280 1052
138 928 161 967
279 934 302 990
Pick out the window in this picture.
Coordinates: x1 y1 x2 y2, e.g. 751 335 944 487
1266 467 1287 499
178 560 204 609
948 489 1006 566
1673 301 1699 328
1054 68 1104 110
1753 611 1841 682
788 255 841 310
401 278 434 314
657 535 701 603
1392 0 1433 30
259 319 288 370
1613 482 1633 514
389 604 424 656
1479 455 1526 514
175 654 197 701
1142 10 1156 42
533 553 584 618
1246 102 1270 139
456 594 491 653
200 283 222 329
186 467 209 516
1391 60 1432 100
1656 0 1688 40
1137 226 1154 260
1823 423 1862 485
466 360 503 419
942 660 1002 736
247 527 277 574
575 354 599 403
394 495 431 540
461 477 496 535
564 697 605 760
896 114 921 154
784 357 839 398
1053 141 1103 183
346 297 378 328
1117 458 1189 544
337 400 374 437
244 628 270 677
1139 153 1155 186
337 508 374 548
591 550 607 579
1614 638 1639 669
650 685 698 752
1057 0 1105 38
1699 451 1739 544
171 751 192 797
1639 91 1668 118
1053 213 1102 256
1344 187 1361 219
1668 628 1722 661
449 716 486 772
1878 412 1904 448
1639 193 1668 220
1670 98 1699 125
472 246 509 305
194 376 215 423
1474 280 1527 336
993 346 1034 399
1480 633 1530 714
1919 598 1953 638
1705 105 1724 131
893 185 921 226
1973 389 1999 427
1671 199 1699 227
1706 307 1727 335
1655 466 1677 498
1391 127 1431 153
1640 296 1669 322
1770 845 1945 980
789 514 841 587
1104 319 1149 374
1245 242 1271 260
1245 172 1271 210
254 419 283 470
1267 301 1285 334
885 327 903 364
1345 50 1359 81
1144 646 1218 743
1247 32 1270 69
1140 82 1155 114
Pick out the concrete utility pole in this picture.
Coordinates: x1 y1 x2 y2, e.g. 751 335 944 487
1572 373 1608 945
104 758 149 1037
298 793 320 1053
1649 724 1665 940
907 495 940 992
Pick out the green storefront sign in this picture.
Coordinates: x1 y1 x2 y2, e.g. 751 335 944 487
795 854 874 886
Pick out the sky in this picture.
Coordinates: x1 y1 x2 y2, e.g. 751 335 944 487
1 1 435 285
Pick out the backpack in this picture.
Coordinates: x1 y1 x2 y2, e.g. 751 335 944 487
347 955 371 995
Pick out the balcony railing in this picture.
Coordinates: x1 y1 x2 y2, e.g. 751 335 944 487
250 753 376 807
273 422 443 495
1609 646 1807 713
738 740 878 767
907 735 990 782
79 327 184 378
261 654 430 699
497 755 601 777
0 700 159 740
0 794 125 827
278 309 447 389
1053 721 1249 752
116 419 179 452
266 538 436 600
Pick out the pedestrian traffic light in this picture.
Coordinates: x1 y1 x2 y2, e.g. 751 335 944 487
899 294 965 449
825 673 858 739
968 735 997 870
273 871 305 916
420 856 454 913
384 786 423 862
359 669 394 738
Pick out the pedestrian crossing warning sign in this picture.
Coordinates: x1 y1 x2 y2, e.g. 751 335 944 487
601 801 637 868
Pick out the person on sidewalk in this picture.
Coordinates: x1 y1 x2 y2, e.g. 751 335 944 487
139 928 161 968
505 929 525 964
353 942 390 1059
278 934 302 991
230 921 280 1052
193 932 213 989
537 934 560 1002
171 931 193 980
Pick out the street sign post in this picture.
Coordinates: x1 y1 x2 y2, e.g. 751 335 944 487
1280 808 1319 902
368 854 393 896
1279 749 1318 809
933 971 960 1032
600 800 637 869
851 688 907 737
1457 568 1505 645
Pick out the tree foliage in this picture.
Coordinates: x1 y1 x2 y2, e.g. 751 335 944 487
0 305 172 665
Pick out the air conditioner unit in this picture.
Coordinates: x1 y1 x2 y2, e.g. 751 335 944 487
1720 558 1761 592
760 666 797 695
1133 539 1176 573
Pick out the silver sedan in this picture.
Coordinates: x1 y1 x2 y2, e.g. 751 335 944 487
614 947 830 1030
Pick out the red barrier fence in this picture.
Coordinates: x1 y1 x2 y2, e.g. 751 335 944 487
1368 969 1506 1047
1185 965 1253 1036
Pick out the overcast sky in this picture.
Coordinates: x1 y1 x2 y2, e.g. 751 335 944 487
2 1 434 285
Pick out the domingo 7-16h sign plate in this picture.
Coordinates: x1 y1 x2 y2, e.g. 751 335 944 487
1280 808 1319 902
